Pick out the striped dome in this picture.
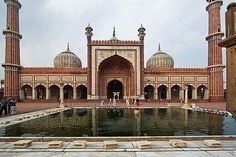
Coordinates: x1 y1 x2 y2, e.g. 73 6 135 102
54 44 82 68
146 45 174 68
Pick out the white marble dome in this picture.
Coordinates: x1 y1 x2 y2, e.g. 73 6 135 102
54 44 82 68
146 45 174 68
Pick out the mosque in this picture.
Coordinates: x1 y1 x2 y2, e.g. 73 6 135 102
2 0 225 102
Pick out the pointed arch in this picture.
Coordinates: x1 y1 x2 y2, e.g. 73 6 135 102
64 85 73 99
77 85 87 99
144 85 155 100
98 55 134 98
21 85 32 99
197 85 208 99
107 80 123 99
49 85 60 100
171 85 181 100
35 85 46 99
158 85 167 99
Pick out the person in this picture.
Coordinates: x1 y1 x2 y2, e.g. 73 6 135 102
7 98 11 114
126 99 130 107
136 98 140 107
112 98 116 107
0 100 2 116
1 98 8 116
10 99 16 115
191 102 197 109
100 100 104 107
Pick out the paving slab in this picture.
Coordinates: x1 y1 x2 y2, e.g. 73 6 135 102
221 141 236 147
136 151 213 157
207 151 236 157
0 142 7 146
0 152 65 157
63 152 136 157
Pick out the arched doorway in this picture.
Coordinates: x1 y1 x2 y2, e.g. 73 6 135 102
158 85 167 100
64 85 73 99
107 80 123 99
197 85 207 99
144 85 155 100
171 85 180 100
35 85 46 99
187 85 194 99
77 85 87 99
49 85 59 100
21 85 32 99
99 55 134 99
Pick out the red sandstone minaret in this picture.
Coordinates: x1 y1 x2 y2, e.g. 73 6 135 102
85 24 93 99
2 0 22 99
206 0 225 101
138 24 146 99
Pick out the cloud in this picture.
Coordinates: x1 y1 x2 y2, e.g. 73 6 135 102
0 0 234 80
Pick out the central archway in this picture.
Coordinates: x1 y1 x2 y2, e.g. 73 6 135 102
107 80 123 99
98 55 134 99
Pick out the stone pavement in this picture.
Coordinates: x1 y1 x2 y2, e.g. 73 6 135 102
0 140 235 157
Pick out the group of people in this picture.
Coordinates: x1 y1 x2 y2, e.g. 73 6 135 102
0 98 16 116
100 98 141 108
126 98 140 107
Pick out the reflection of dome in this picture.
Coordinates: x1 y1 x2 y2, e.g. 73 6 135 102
146 44 174 68
54 44 82 68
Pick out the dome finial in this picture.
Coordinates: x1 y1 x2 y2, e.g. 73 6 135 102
111 26 118 40
158 43 161 51
113 26 116 38
67 42 70 51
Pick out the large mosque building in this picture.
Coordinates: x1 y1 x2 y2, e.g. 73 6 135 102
2 0 225 102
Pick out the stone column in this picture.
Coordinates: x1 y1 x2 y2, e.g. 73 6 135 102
155 88 158 99
73 86 77 100
60 85 64 108
193 88 197 99
32 87 35 100
184 86 188 104
167 88 171 100
46 87 49 100
180 89 184 100
182 84 189 109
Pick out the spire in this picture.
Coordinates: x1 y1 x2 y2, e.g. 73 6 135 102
111 26 118 40
113 26 116 38
67 42 70 51
158 43 161 51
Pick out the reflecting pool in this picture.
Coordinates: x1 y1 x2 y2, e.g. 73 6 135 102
1 108 236 137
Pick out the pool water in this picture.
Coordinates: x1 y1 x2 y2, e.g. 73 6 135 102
1 108 236 137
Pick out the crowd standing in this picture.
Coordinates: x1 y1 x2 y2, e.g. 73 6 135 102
0 97 16 116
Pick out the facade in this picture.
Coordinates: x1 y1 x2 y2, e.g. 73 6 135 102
219 2 236 112
2 0 225 102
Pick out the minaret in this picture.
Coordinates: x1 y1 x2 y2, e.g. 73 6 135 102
2 0 22 100
85 23 93 99
206 0 225 101
218 3 236 112
138 24 146 98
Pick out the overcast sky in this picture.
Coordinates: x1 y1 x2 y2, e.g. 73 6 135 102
0 0 234 80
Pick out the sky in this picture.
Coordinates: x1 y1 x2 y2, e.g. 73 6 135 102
0 0 234 81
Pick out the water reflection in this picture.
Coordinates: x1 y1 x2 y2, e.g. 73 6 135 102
1 108 236 137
